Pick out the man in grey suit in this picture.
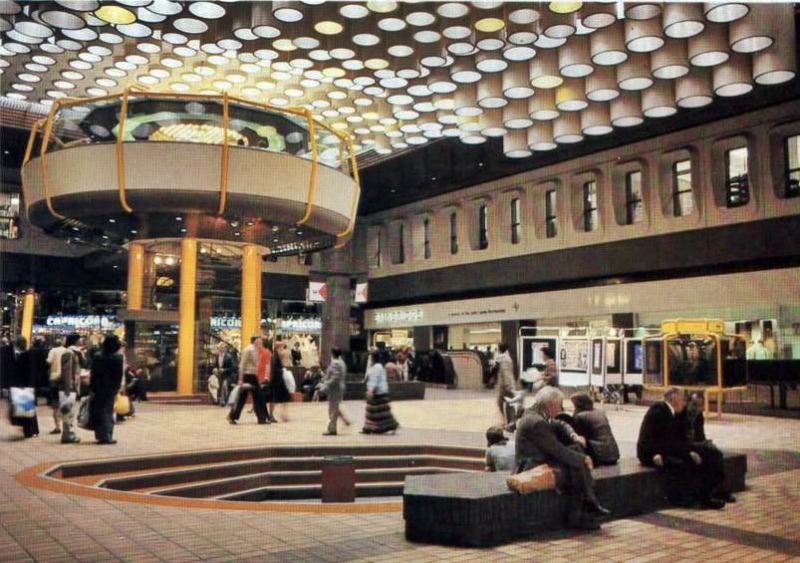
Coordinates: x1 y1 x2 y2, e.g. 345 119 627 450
321 348 350 436
515 386 610 531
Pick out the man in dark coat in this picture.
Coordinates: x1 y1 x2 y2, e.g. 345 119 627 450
570 393 620 466
8 337 40 438
637 387 726 509
515 387 610 531
684 392 735 503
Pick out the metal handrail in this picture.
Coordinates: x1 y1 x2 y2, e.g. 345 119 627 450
23 90 360 247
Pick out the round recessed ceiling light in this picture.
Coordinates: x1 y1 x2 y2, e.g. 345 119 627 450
173 17 208 34
25 62 49 73
86 87 108 97
95 5 136 24
340 3 369 18
189 1 225 18
99 32 124 44
70 59 93 70
315 20 343 35
274 6 303 22
40 9 86 29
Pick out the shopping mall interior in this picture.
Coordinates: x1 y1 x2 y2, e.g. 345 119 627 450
1 1 800 561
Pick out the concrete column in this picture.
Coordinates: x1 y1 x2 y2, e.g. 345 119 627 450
241 244 262 352
20 289 34 348
177 238 197 395
126 242 145 310
318 247 352 367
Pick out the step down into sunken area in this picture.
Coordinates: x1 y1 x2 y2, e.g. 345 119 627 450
45 445 486 504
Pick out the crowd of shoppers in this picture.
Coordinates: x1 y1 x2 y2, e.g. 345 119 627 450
3 332 132 445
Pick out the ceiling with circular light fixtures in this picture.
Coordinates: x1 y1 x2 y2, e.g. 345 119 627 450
0 1 796 161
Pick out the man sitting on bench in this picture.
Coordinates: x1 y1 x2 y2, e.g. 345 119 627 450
515 387 610 531
637 387 727 510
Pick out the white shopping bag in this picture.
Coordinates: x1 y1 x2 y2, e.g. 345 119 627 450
283 369 296 394
227 384 241 407
59 391 77 415
10 387 36 419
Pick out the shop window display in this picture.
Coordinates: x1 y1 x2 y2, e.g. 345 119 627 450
672 159 694 216
0 193 20 240
724 146 750 208
786 135 800 198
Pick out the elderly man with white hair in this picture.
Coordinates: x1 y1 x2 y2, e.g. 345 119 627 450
514 386 610 531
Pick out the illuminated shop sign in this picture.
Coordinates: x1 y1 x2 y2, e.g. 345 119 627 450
373 309 424 325
211 317 242 329
44 315 120 330
210 317 321 332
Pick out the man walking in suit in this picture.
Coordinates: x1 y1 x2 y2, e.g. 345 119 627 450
321 348 350 436
637 387 726 509
515 386 610 531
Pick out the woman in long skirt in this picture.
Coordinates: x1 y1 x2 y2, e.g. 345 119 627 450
269 342 292 422
362 351 399 434
8 337 40 439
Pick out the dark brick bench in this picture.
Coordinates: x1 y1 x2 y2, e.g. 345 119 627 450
404 452 747 547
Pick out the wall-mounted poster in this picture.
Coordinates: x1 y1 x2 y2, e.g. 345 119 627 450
592 339 604 375
560 339 589 372
623 339 644 385
643 339 664 386
520 337 558 372
605 338 622 385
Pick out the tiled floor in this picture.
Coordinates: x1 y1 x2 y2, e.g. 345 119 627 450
2 390 800 562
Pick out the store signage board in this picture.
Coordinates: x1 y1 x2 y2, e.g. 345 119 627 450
373 309 424 326
210 317 321 333
43 315 120 330
308 282 328 302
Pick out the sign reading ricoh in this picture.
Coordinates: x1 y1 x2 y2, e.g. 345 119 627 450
373 309 424 326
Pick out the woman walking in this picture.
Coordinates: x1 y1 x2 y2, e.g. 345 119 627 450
8 337 40 439
88 334 124 445
361 351 399 434
268 342 292 422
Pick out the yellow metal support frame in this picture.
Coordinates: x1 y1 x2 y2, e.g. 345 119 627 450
25 90 360 246
20 289 35 349
126 242 145 310
177 238 198 396
240 244 263 353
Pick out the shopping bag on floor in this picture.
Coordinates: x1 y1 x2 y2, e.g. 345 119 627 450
77 395 93 430
506 464 556 494
10 387 36 419
283 369 296 394
59 391 77 415
227 384 241 407
114 392 131 416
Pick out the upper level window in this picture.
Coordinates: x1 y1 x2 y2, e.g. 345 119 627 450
725 146 750 208
625 171 644 225
545 189 557 239
582 180 598 232
374 227 382 268
397 223 405 264
449 212 458 255
786 135 800 198
672 159 694 217
423 218 431 259
510 198 521 244
478 204 489 249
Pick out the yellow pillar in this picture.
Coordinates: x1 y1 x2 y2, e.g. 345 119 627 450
177 238 197 395
20 289 35 348
127 242 145 310
241 244 262 352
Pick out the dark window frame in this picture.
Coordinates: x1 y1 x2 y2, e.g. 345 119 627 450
545 189 557 239
672 159 694 217
624 170 644 225
375 227 382 268
478 204 489 249
423 218 431 259
785 134 800 199
449 212 458 255
397 223 405 264
724 146 750 208
510 197 521 244
582 180 598 232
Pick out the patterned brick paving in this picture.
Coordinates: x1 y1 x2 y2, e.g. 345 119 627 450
2 392 800 562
